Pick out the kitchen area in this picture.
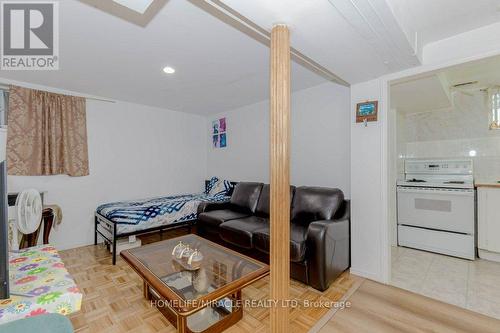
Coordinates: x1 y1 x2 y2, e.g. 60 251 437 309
389 55 500 319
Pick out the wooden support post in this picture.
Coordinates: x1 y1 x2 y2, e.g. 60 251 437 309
269 24 290 333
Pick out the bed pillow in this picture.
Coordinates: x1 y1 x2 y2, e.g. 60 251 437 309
207 177 234 197
205 176 220 194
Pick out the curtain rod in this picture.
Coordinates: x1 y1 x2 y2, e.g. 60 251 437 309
0 83 115 103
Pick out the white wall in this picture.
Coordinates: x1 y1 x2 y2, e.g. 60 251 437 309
206 82 351 196
8 99 207 250
350 79 385 280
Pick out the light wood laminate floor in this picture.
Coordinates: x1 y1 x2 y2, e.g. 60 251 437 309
60 230 356 333
60 231 500 333
319 279 500 333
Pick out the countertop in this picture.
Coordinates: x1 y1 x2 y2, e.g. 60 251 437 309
475 181 500 188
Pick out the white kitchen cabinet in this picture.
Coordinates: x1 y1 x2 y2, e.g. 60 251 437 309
477 186 500 261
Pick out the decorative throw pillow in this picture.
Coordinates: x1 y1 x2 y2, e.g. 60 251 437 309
207 177 234 197
205 176 219 194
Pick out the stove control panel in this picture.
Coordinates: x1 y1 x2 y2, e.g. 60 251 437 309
404 159 473 175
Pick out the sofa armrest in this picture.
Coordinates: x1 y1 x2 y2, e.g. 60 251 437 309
197 201 233 215
306 203 350 291
333 199 350 221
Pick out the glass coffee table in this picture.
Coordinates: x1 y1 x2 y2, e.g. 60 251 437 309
121 234 269 333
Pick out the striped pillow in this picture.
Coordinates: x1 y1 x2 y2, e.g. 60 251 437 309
207 178 233 197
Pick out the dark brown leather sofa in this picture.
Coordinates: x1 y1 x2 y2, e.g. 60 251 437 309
196 182 350 291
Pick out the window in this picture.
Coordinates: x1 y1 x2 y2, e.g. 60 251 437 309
489 88 500 130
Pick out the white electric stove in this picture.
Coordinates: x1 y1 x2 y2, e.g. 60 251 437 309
396 159 476 260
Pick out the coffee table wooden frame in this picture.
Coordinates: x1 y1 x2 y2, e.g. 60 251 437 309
121 235 269 333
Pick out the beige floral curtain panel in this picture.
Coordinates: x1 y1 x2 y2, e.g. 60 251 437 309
6 85 89 176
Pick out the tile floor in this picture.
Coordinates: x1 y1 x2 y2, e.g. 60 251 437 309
391 246 500 319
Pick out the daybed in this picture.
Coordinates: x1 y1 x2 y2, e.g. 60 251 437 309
95 178 234 264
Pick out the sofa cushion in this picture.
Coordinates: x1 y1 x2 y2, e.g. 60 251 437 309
291 187 344 225
230 182 264 213
198 210 250 228
220 216 269 249
254 184 270 217
255 185 296 217
253 223 308 262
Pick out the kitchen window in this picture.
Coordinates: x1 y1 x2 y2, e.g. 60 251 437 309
489 88 500 130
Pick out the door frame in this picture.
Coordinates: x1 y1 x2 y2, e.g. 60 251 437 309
380 49 500 283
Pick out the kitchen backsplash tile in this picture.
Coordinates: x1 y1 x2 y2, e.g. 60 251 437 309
397 92 500 181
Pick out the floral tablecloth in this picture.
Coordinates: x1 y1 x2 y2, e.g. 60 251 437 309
0 245 82 324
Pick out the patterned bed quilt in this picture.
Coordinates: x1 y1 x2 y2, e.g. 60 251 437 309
96 193 230 234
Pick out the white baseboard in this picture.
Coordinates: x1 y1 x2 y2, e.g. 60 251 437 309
349 268 383 283
478 249 500 263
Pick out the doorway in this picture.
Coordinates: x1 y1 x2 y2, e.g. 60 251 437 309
387 54 500 319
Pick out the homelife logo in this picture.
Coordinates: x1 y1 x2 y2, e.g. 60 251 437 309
1 1 59 70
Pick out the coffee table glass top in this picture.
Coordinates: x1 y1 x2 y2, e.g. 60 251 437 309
124 234 268 302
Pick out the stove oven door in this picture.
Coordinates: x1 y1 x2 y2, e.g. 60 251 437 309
397 186 475 234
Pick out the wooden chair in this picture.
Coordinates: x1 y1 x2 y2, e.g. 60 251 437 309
19 208 55 249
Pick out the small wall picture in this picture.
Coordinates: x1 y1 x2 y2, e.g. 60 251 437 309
356 100 378 123
219 133 227 148
219 118 226 132
212 117 227 148
212 120 219 134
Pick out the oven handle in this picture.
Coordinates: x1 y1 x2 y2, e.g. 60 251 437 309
396 186 475 196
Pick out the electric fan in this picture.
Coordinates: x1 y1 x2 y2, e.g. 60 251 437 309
14 189 42 236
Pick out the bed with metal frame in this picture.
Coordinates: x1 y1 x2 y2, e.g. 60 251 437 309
94 180 236 265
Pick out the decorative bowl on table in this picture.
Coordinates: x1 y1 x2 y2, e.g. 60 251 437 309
172 241 187 259
171 242 203 270
187 249 204 269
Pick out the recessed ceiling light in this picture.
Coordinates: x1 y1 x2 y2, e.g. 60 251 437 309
112 0 154 14
163 66 175 74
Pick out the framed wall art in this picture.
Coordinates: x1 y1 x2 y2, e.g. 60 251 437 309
212 117 227 148
356 100 378 123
